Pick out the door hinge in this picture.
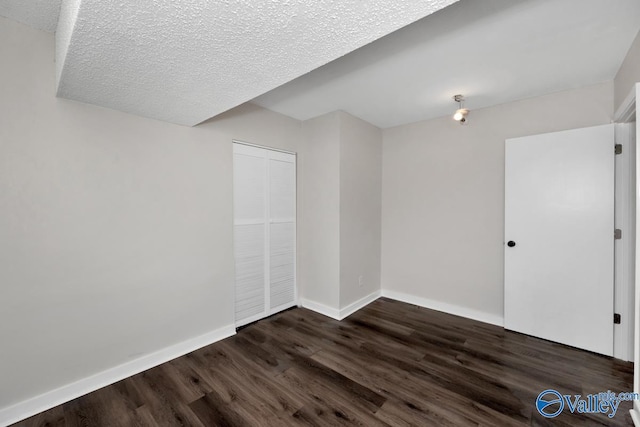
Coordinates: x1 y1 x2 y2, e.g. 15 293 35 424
615 229 622 240
615 144 622 155
614 313 621 324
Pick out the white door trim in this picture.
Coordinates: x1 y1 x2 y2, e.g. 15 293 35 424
232 139 297 155
615 87 637 124
614 122 636 362
613 84 636 364
615 83 640 426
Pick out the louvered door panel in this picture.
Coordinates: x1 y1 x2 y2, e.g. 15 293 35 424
269 153 296 310
233 144 267 326
270 222 295 308
269 155 295 220
234 147 265 221
234 224 265 321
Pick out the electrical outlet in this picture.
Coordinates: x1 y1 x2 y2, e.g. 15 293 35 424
358 275 363 287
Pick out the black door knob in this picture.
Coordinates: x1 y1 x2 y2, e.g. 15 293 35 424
507 241 516 247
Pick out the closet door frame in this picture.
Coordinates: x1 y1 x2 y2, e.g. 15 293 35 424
233 140 297 327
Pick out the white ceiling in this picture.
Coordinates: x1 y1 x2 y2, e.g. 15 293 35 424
0 0 61 32
51 0 458 126
253 0 640 129
3 0 638 128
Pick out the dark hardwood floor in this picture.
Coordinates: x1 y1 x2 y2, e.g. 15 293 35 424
13 298 634 426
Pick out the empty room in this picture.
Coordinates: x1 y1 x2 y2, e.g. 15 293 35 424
2 0 640 425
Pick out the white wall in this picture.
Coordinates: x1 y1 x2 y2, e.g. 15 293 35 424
0 17 301 413
299 111 382 315
615 29 640 112
381 82 614 323
339 112 382 308
298 112 341 310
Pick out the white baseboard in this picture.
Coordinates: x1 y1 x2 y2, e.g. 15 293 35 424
631 407 640 427
301 291 381 321
302 290 503 327
339 290 381 320
0 324 236 427
380 289 504 327
300 299 341 320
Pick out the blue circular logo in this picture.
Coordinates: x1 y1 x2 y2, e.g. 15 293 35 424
536 389 564 418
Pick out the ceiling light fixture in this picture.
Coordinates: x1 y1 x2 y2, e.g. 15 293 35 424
453 94 468 124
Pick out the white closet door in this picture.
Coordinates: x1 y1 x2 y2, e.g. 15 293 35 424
233 144 267 325
233 143 296 327
269 151 296 311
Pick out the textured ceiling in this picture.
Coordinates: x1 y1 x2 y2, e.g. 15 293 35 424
53 0 458 126
0 0 61 32
253 0 640 128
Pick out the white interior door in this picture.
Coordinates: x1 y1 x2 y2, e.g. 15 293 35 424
233 143 296 327
504 124 614 356
268 151 297 313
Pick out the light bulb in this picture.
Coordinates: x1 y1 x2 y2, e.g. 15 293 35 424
453 108 467 121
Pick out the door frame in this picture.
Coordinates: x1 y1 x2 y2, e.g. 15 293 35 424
616 84 640 426
613 86 637 363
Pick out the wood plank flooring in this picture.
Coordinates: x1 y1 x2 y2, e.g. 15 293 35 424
12 298 634 426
